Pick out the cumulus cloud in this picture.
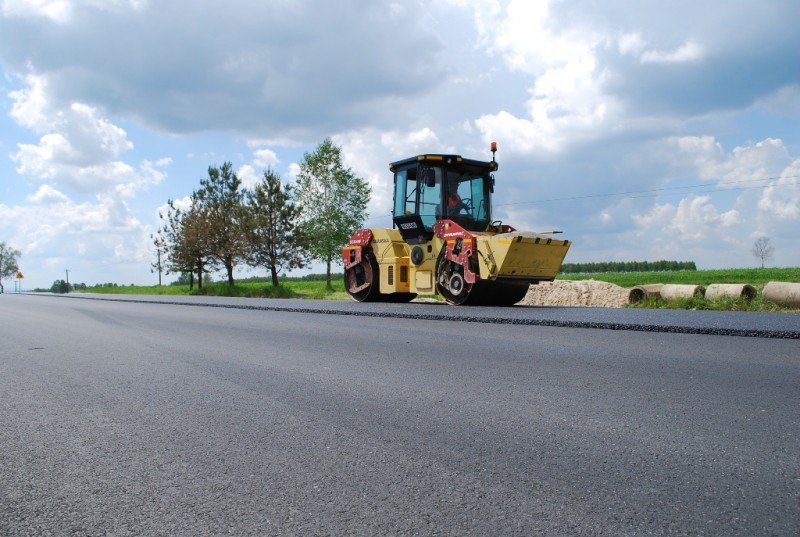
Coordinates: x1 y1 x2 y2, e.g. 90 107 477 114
26 183 69 204
453 0 615 154
0 0 448 140
667 136 793 186
668 195 740 240
236 164 260 190
757 159 800 221
8 74 167 196
8 73 49 130
1 191 152 269
380 128 448 157
624 137 798 266
252 148 278 169
1 0 798 285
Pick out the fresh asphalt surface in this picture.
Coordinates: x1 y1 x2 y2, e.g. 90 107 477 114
1 293 798 535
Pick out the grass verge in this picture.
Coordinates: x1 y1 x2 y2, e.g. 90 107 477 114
85 278 349 301
76 268 798 312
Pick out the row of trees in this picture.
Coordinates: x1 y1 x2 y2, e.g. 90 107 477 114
153 139 370 290
46 281 122 293
560 260 698 274
561 237 778 274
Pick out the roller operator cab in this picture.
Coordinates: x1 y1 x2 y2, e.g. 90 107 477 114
342 143 571 305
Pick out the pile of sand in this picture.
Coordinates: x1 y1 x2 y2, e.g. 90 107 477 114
519 279 629 308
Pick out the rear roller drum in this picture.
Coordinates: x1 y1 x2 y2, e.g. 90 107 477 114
436 251 530 306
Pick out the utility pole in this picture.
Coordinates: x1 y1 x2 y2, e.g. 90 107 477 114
65 269 70 293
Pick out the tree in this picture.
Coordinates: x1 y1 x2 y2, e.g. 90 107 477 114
195 162 247 287
295 138 370 290
50 279 70 294
244 168 307 287
156 195 213 289
172 271 213 286
751 236 775 268
151 241 164 286
0 242 21 294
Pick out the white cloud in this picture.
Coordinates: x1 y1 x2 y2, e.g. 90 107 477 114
156 196 192 221
632 202 674 234
8 73 50 130
11 99 132 171
757 159 800 220
640 41 704 64
1 193 149 261
252 148 279 168
617 32 646 57
26 184 69 204
379 128 447 157
237 164 259 190
668 136 792 185
455 0 615 154
0 1 450 140
669 195 740 240
475 51 614 155
286 163 301 182
625 136 798 266
8 74 165 196
1 0 72 24
1 0 798 285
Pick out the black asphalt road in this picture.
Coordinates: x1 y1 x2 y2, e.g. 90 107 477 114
1 294 798 536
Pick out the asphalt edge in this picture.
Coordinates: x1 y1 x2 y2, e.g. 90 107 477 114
25 293 800 340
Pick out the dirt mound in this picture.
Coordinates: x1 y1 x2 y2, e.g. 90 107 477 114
519 279 629 308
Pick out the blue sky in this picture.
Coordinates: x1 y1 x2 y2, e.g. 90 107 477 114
1 0 798 289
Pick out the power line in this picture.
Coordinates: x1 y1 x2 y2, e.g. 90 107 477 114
359 173 799 223
495 174 800 207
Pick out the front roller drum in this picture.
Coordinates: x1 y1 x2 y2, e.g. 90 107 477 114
344 251 380 302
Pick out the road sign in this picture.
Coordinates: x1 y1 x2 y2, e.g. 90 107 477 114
16 272 24 279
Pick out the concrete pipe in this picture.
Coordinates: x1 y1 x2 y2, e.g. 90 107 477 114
705 283 757 300
659 284 705 300
762 281 800 307
628 284 664 303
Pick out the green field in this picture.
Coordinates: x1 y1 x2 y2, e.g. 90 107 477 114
558 267 799 288
85 277 350 301
77 267 799 312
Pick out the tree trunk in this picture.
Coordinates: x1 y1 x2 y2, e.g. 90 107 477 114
189 272 194 290
326 258 333 291
226 255 234 287
271 265 279 287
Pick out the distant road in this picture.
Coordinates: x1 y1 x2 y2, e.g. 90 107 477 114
1 294 798 536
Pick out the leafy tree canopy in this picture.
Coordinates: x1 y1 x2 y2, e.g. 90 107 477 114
245 168 307 287
0 242 22 294
294 138 370 289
